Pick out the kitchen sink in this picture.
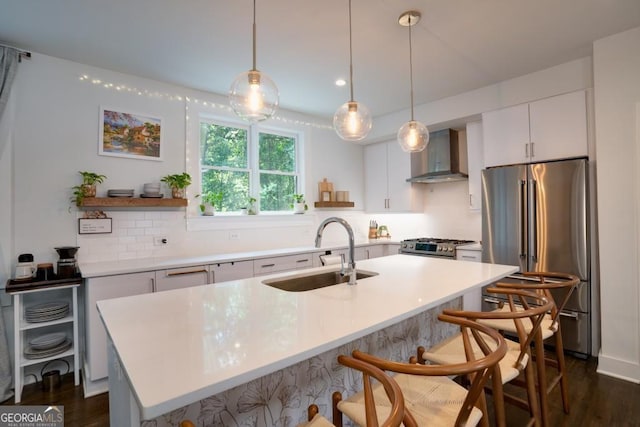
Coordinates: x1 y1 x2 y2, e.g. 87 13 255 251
262 269 378 292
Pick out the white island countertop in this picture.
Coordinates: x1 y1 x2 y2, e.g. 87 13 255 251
98 254 517 420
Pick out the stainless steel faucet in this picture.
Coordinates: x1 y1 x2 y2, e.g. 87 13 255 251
315 217 357 285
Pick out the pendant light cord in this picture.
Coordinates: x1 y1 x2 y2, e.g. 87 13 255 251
348 0 355 102
252 0 257 71
408 14 415 121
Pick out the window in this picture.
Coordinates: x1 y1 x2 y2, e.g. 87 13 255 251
199 119 300 213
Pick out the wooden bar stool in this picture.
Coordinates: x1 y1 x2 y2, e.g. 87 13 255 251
483 272 580 424
334 315 507 427
299 355 406 427
420 288 553 427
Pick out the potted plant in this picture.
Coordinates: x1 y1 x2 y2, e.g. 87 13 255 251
71 171 107 206
246 197 258 215
197 191 223 216
161 173 191 198
291 194 308 214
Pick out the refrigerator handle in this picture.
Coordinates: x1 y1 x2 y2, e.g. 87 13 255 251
519 179 527 259
530 179 538 262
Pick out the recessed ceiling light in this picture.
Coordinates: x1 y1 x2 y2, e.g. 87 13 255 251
335 78 347 87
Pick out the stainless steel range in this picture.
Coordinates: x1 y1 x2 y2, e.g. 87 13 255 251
400 238 476 258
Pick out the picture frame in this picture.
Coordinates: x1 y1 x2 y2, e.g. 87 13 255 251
99 107 163 161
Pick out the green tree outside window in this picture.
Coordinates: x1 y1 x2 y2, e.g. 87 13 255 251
199 121 300 213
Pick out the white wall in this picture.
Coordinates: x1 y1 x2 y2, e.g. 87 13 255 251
3 53 371 267
593 26 640 383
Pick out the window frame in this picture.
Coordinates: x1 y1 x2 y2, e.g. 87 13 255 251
196 115 303 216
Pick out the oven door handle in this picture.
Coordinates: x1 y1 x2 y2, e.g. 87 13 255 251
558 311 579 319
483 297 503 305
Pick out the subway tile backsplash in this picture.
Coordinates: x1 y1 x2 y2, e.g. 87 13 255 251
77 211 184 263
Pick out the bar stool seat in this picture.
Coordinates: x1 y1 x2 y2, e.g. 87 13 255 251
422 331 527 383
338 373 483 426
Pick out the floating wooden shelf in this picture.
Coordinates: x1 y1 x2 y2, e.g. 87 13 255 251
80 197 187 208
314 201 355 208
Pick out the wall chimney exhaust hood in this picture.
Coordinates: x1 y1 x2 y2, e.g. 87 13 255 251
407 129 468 183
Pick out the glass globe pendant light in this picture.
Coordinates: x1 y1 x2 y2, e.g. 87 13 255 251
397 11 429 153
229 0 279 122
333 0 372 141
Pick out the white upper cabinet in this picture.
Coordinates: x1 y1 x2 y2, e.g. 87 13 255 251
465 121 484 210
483 90 588 167
483 103 530 167
364 141 423 212
528 90 588 161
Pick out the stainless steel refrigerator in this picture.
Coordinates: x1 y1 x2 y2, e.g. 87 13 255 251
481 158 591 356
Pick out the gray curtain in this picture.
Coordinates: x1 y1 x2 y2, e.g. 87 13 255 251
0 46 19 402
0 47 19 123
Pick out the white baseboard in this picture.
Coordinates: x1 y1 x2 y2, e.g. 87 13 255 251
597 351 640 383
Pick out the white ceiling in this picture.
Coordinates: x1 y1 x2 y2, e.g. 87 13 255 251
1 0 639 119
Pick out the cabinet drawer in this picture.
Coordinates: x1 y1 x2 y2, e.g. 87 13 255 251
210 260 253 283
253 254 313 276
456 249 481 262
155 266 209 292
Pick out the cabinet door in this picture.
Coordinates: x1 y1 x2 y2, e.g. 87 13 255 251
155 266 209 292
386 142 421 212
357 245 384 260
482 103 530 167
86 272 154 381
529 91 587 162
210 261 254 283
364 142 389 212
466 121 484 210
455 249 482 310
384 243 401 256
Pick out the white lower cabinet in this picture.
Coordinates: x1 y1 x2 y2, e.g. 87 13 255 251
210 261 254 282
356 245 384 260
253 253 313 276
85 272 154 388
155 265 209 292
456 247 482 311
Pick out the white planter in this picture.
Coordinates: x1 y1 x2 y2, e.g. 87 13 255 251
293 203 306 214
203 204 215 216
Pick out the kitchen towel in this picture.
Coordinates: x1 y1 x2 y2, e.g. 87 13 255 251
320 254 344 266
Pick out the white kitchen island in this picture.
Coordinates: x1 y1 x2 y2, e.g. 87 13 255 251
98 254 517 426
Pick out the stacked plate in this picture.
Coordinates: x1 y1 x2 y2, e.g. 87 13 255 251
107 189 134 198
25 332 72 359
141 182 162 198
25 301 69 323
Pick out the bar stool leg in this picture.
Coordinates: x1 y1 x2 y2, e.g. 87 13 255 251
534 333 549 427
555 326 570 414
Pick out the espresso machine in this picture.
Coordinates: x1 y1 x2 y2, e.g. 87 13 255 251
54 246 80 279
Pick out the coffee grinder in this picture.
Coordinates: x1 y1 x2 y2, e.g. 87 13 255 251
54 246 80 279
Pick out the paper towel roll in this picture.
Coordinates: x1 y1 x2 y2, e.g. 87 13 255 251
320 254 344 266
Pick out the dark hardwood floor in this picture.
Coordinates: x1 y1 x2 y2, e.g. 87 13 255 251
2 356 639 426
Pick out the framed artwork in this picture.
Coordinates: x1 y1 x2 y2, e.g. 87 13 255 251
99 107 163 161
